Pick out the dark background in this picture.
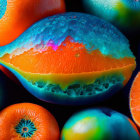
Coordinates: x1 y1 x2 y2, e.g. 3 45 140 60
0 0 140 131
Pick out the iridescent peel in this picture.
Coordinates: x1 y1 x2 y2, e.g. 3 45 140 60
82 0 140 28
0 0 7 19
0 12 133 59
0 12 136 104
122 0 140 10
61 108 140 140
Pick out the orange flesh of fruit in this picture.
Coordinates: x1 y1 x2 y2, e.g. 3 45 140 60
130 72 140 127
0 37 135 74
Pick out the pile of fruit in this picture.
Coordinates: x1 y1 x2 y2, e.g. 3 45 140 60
0 0 140 139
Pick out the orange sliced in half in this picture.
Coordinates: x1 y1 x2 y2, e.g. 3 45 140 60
0 12 136 104
130 72 140 127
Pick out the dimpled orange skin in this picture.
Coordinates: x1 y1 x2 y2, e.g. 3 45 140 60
0 103 60 140
0 0 65 46
130 72 140 128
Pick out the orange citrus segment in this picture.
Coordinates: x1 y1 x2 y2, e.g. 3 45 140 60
0 37 135 74
130 72 140 127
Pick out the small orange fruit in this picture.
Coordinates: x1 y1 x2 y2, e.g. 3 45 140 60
0 103 60 140
0 0 65 46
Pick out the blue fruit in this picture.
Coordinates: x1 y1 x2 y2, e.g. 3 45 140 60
82 0 140 29
61 108 140 140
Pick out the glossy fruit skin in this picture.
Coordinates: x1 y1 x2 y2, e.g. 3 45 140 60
61 108 140 140
0 12 136 105
0 0 65 46
0 103 60 140
82 0 140 30
130 72 140 127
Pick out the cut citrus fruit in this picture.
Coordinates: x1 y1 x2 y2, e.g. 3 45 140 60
0 12 136 104
130 72 140 127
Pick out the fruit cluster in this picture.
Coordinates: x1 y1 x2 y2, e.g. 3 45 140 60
0 0 140 139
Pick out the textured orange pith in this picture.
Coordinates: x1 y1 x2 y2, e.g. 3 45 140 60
0 37 135 74
0 0 65 46
130 72 140 127
0 103 60 140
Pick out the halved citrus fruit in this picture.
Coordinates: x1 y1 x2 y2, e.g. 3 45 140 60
0 12 136 104
130 72 140 127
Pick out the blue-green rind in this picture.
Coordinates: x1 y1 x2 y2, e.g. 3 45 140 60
121 0 140 11
82 0 140 29
0 63 124 105
0 12 135 105
62 108 140 140
0 12 134 59
82 0 119 21
0 0 7 19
